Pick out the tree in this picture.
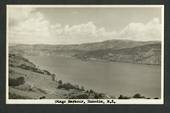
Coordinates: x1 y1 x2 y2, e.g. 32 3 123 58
133 93 145 98
80 86 85 91
89 89 94 93
58 80 62 85
118 95 124 99
9 77 25 86
118 94 130 99
52 74 56 81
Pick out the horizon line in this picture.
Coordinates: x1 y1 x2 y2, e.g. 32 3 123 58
9 39 161 46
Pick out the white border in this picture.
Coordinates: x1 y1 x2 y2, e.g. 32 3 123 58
6 5 164 104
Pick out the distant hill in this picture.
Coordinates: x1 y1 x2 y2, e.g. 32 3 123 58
74 43 161 65
9 39 161 65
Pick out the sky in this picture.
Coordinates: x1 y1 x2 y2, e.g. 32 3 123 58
8 6 163 44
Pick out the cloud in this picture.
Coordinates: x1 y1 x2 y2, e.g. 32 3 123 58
8 7 162 44
8 7 36 26
119 18 161 41
51 22 118 44
8 7 57 44
64 22 97 36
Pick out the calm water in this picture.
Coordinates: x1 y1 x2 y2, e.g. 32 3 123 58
27 56 161 98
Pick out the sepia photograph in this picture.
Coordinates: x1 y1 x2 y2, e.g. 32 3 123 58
6 5 164 104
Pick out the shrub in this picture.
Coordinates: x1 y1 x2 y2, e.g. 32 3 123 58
94 93 105 99
133 93 145 98
43 70 51 75
19 64 45 74
58 83 74 90
58 80 63 85
154 97 159 99
58 82 82 91
80 86 85 91
39 96 46 99
9 77 25 86
51 74 56 81
89 89 94 93
63 83 75 90
86 90 89 93
20 64 33 71
118 95 130 99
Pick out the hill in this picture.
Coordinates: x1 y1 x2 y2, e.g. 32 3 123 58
74 43 161 65
9 39 161 65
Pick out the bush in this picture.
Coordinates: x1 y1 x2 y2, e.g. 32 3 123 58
86 90 89 93
39 96 46 99
51 74 56 81
58 80 63 85
19 64 31 70
43 70 51 75
58 83 75 90
154 97 159 99
89 89 94 93
94 93 105 99
57 82 85 91
80 86 85 91
133 93 145 98
118 95 130 99
9 77 25 86
19 64 45 74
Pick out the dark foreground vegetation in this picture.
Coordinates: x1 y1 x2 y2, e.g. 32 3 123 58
118 93 158 99
9 77 25 86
